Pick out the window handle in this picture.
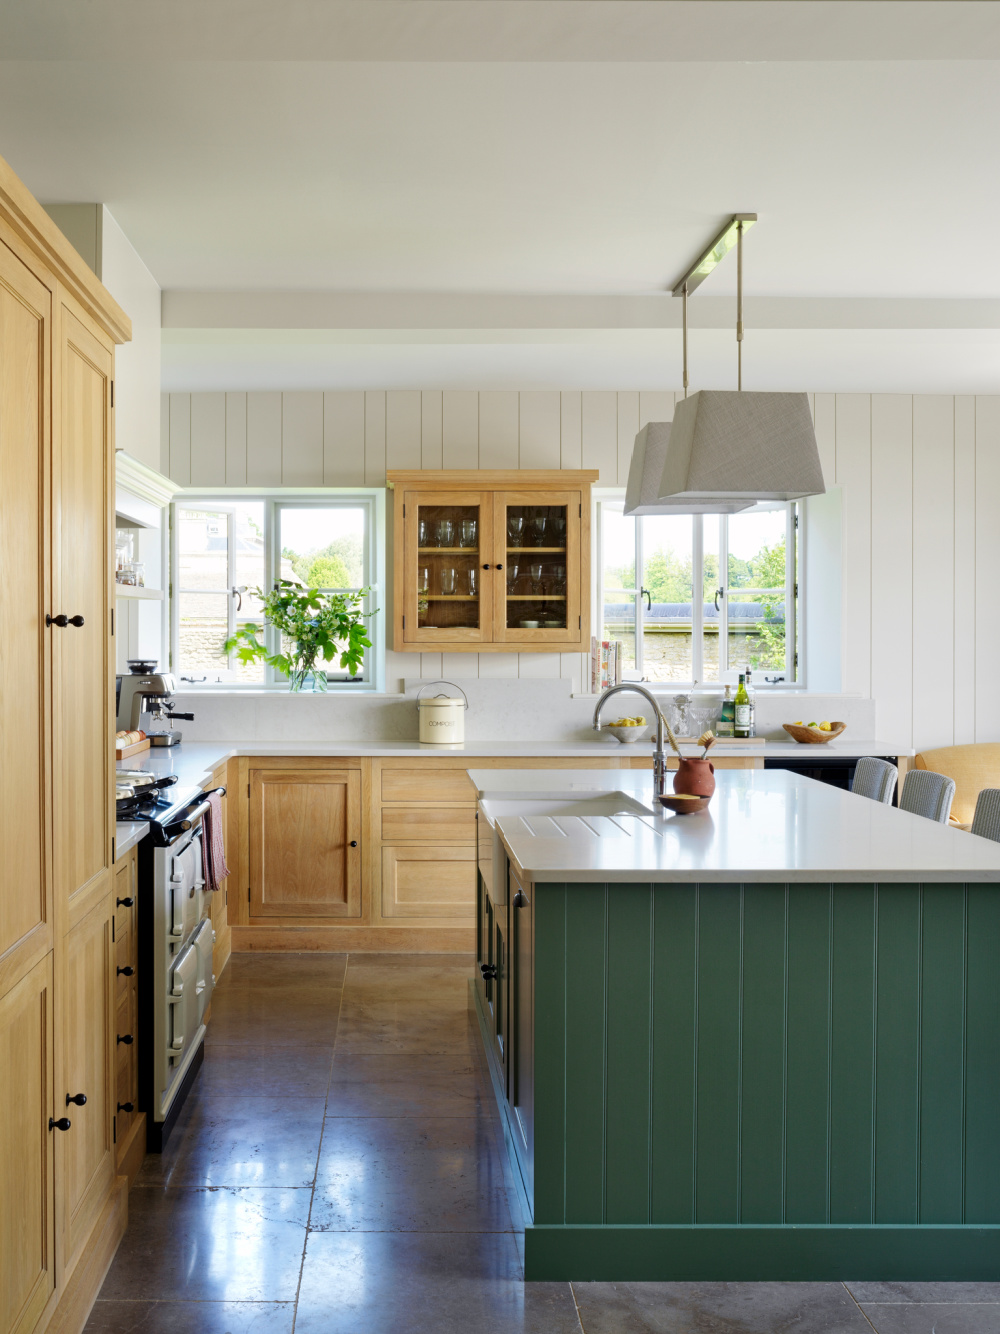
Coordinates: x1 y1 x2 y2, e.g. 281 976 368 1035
640 587 651 612
231 586 246 612
714 587 724 612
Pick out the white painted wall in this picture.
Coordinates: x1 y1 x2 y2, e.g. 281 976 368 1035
161 387 1000 752
101 209 162 470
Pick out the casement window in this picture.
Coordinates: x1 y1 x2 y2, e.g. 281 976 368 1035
597 501 799 686
170 494 383 688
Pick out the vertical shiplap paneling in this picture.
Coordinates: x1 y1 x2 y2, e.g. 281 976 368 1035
560 392 582 469
159 392 170 474
739 885 786 1223
478 391 519 470
364 390 387 486
963 885 1000 1221
975 398 1000 742
560 651 586 695
563 885 609 1223
419 652 444 679
440 652 474 681
954 396 977 745
829 885 876 1223
639 390 673 430
835 395 873 698
281 392 323 486
532 884 568 1223
870 396 913 748
605 887 653 1223
813 393 836 490
385 391 421 471
912 397 955 750
651 885 698 1222
189 392 226 487
168 392 191 485
225 392 247 485
919 885 966 1221
478 653 516 678
420 390 443 469
784 885 832 1223
519 391 561 469
245 391 282 487
695 885 742 1222
518 653 561 678
616 391 640 486
582 392 619 485
442 390 479 468
382 649 410 694
873 886 921 1222
323 392 365 486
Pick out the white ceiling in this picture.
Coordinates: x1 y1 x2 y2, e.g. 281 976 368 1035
4 1 1000 390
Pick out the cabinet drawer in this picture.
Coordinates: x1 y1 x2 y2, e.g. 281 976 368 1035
381 806 476 842
381 845 476 922
381 768 476 804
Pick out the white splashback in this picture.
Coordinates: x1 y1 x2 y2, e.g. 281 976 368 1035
162 387 1000 752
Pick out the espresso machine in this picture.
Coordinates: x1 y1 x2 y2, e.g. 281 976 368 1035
116 660 194 746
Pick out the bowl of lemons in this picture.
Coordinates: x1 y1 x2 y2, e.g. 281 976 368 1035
605 715 652 744
782 720 847 744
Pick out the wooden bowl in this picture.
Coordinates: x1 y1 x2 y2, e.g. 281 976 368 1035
782 721 847 745
605 724 651 745
658 793 712 815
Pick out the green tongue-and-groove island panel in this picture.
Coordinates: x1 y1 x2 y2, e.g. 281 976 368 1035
522 880 1000 1279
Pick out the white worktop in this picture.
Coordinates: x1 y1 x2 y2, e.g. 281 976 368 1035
117 736 913 792
469 767 1000 885
114 820 149 857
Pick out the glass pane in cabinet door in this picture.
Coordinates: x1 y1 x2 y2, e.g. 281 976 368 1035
504 502 569 632
416 502 483 632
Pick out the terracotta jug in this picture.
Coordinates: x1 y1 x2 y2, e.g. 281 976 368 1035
673 756 716 798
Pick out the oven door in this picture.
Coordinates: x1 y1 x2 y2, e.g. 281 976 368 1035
166 941 200 1066
189 917 216 1023
169 837 205 945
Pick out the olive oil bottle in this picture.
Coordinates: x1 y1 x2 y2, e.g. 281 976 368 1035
734 673 751 739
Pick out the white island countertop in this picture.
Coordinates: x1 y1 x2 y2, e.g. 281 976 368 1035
469 767 1000 885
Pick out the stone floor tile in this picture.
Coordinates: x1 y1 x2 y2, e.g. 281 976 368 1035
225 951 348 988
98 1187 310 1303
83 1300 295 1333
847 1282 1000 1303
311 1115 514 1232
294 1231 582 1334
194 1044 335 1098
570 1281 874 1333
334 1004 479 1054
136 1096 326 1188
326 1069 489 1118
858 1304 1000 1333
330 1050 481 1080
205 990 341 1046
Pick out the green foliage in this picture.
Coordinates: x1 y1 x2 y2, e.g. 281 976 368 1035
223 579 376 687
283 533 363 588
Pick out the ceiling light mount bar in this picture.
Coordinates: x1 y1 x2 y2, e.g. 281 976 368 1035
670 213 757 298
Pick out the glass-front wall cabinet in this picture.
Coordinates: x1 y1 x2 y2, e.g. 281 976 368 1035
392 470 596 652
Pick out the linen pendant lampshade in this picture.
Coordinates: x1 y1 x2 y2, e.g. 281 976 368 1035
624 420 752 515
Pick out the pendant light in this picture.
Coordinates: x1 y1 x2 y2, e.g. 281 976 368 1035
624 215 826 515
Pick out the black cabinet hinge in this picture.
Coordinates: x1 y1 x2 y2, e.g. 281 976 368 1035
110 381 114 408
578 616 581 629
403 503 406 517
112 1116 116 1143
579 504 582 517
110 608 114 636
402 615 405 629
247 783 250 798
112 836 116 863
248 887 251 902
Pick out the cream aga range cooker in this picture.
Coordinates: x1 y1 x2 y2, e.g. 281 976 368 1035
136 782 225 1150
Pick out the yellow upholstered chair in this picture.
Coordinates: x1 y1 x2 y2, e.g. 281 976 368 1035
913 744 1000 827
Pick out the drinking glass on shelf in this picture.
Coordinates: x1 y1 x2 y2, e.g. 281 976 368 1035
532 516 547 546
417 566 430 594
437 519 454 547
439 568 457 595
551 563 566 595
529 561 544 594
551 515 566 545
418 519 431 548
507 515 524 546
466 567 478 596
507 562 520 593
460 519 478 548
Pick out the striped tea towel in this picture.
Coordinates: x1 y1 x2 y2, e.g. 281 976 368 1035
203 791 230 892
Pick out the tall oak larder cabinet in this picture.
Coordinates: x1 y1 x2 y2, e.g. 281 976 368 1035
0 154 130 1334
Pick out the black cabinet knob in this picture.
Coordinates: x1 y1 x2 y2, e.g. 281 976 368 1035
117 1033 133 1045
117 1101 134 1114
117 897 134 908
117 965 134 977
496 563 503 570
480 963 497 979
513 891 528 909
49 1117 71 1131
483 563 491 569
46 613 68 627
349 840 358 848
68 614 85 627
66 1092 87 1106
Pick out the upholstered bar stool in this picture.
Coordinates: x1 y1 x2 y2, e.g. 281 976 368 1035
851 757 898 805
970 788 1000 842
899 769 956 824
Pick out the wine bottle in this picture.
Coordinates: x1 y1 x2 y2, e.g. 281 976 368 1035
734 673 751 739
718 684 735 737
744 665 756 737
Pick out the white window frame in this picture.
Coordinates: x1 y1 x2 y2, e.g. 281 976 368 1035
595 495 799 690
169 489 386 692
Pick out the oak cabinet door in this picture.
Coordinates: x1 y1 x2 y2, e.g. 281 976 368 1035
59 897 114 1268
0 241 51 983
493 489 582 646
250 769 362 918
52 302 114 912
401 490 494 645
380 845 476 924
0 954 56 1334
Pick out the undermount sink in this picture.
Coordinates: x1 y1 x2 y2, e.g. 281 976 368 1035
481 791 654 821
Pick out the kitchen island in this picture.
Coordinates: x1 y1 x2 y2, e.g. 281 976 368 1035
471 767 1000 1282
